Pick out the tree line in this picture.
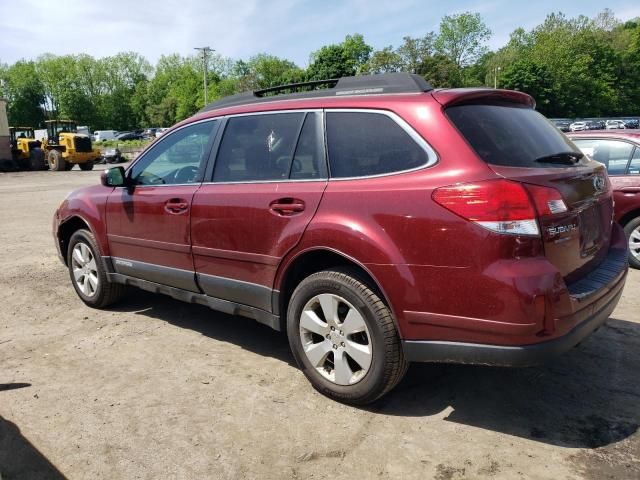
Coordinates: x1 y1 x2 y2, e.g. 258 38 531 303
1 9 639 131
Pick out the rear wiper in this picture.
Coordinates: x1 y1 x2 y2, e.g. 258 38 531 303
534 151 584 165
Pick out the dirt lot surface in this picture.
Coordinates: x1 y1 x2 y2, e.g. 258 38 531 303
1 167 639 480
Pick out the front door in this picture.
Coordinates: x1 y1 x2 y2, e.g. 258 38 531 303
106 120 218 291
191 111 328 311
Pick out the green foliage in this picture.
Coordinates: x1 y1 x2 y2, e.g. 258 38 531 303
0 60 46 126
2 8 640 131
435 12 492 67
307 34 372 80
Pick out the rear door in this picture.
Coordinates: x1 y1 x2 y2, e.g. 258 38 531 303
105 120 218 291
190 111 327 311
446 104 614 283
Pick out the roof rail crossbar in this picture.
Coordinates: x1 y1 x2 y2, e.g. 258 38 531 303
254 78 339 97
200 73 433 112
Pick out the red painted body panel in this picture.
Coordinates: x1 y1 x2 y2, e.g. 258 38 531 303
105 186 198 271
53 184 112 256
191 181 327 288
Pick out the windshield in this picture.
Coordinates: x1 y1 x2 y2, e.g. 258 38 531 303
446 105 582 168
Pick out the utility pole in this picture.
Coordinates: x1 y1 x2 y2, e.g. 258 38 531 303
493 66 501 89
194 46 214 105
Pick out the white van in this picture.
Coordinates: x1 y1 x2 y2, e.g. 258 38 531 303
93 130 118 142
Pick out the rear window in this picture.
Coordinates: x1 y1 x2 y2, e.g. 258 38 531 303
447 105 581 168
326 112 430 178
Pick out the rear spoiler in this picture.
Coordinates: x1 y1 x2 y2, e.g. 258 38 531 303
432 88 536 109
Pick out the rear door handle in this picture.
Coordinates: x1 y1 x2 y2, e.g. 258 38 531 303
620 187 640 194
269 198 305 216
165 198 189 214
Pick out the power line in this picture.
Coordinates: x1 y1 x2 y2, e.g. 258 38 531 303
194 46 214 105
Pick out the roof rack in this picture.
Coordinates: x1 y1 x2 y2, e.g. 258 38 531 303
200 73 433 112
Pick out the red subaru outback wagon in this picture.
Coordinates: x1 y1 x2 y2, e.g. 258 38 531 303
54 73 628 404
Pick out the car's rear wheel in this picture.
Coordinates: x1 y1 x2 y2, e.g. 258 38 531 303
67 229 125 308
624 217 640 269
287 268 408 405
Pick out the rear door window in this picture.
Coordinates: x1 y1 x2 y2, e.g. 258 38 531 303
213 113 305 182
446 105 582 168
572 139 634 175
326 111 431 178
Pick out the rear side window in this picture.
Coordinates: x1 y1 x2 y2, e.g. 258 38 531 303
214 113 305 182
447 105 582 168
572 139 634 175
326 112 430 178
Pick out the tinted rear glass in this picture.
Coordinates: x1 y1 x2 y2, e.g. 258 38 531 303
447 105 581 168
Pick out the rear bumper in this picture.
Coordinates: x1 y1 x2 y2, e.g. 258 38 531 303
402 269 626 366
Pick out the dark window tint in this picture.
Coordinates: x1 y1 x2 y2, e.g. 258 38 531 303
447 105 582 168
572 139 634 175
130 121 215 185
628 147 640 175
291 113 327 180
214 113 305 182
326 112 429 178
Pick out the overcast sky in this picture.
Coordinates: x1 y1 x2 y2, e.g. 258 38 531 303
1 0 640 67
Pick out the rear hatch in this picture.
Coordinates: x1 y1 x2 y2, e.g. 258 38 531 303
444 101 613 284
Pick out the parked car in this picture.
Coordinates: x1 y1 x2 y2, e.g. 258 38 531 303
100 147 123 164
552 120 571 132
623 119 639 129
93 130 118 142
53 73 628 404
115 131 144 141
606 120 626 130
569 131 640 269
586 120 604 130
155 127 169 138
569 121 588 132
142 128 159 139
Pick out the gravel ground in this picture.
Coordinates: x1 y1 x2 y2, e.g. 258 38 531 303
1 167 639 480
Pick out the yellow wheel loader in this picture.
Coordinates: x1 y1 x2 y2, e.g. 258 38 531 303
9 126 47 170
42 120 100 171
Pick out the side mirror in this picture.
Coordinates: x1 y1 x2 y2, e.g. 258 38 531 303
101 166 126 187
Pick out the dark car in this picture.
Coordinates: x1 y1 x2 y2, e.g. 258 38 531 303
623 119 639 129
53 73 628 404
116 132 144 141
569 131 640 268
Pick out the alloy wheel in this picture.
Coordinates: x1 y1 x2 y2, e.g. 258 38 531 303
71 242 99 297
629 225 640 261
299 293 372 385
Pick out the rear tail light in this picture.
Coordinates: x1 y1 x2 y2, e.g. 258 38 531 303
524 184 568 216
432 179 567 236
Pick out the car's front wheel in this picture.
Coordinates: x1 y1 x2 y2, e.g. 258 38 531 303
287 268 408 405
67 229 125 307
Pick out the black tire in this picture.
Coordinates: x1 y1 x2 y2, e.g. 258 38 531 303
67 229 125 308
29 148 47 170
287 268 408 405
65 162 74 170
624 217 640 269
79 160 94 171
48 149 66 171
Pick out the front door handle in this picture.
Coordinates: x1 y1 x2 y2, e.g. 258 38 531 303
165 198 189 214
269 198 305 216
620 187 640 194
